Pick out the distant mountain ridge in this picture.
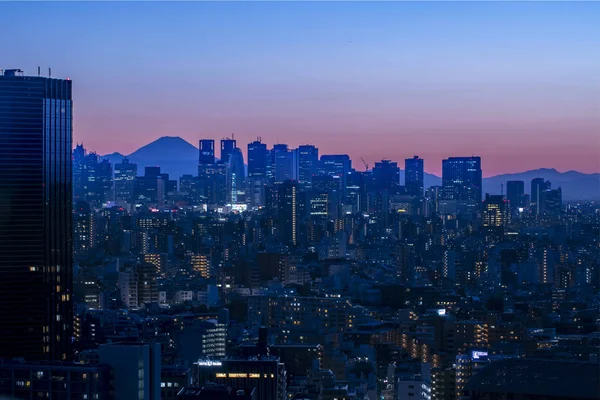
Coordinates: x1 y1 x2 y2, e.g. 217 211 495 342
102 136 199 178
101 136 600 200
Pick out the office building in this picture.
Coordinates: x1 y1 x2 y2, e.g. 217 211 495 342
372 159 401 194
114 157 138 203
221 137 236 164
73 143 86 201
545 187 562 215
531 178 550 216
198 139 227 205
271 144 293 184
177 319 227 363
246 139 269 208
405 156 424 196
297 144 319 189
99 342 161 400
441 157 482 217
482 194 509 230
96 158 113 203
0 69 73 361
0 359 111 400
177 385 256 400
227 147 245 204
192 358 287 400
463 359 599 400
248 139 268 177
506 180 524 212
199 139 215 165
319 154 351 189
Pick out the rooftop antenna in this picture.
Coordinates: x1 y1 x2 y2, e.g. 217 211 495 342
38 66 40 77
48 67 51 78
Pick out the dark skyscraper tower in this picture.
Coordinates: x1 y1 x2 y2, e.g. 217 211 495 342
297 144 319 189
220 137 236 164
247 139 268 178
372 159 401 194
272 144 293 184
531 178 549 216
247 139 268 208
506 180 525 212
0 69 73 361
114 157 138 203
405 156 424 197
199 139 215 165
318 154 351 190
441 156 482 217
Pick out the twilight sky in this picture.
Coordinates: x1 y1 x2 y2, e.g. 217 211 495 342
1 2 599 176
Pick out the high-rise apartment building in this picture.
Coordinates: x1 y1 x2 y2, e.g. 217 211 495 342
0 69 73 361
405 156 424 196
278 180 302 246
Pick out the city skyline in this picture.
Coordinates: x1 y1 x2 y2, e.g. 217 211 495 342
3 2 599 176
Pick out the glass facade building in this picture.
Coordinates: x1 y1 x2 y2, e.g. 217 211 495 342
0 69 73 361
441 157 482 202
405 155 424 197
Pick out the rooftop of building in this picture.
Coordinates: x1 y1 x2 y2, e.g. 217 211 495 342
464 358 600 399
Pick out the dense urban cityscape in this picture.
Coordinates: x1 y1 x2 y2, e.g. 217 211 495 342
0 68 598 400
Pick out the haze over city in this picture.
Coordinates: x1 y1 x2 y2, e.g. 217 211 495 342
2 1 599 176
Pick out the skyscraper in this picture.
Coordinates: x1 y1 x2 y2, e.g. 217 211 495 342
545 187 562 215
0 69 73 361
278 180 301 246
482 194 509 226
198 139 226 205
272 144 293 184
405 156 424 197
220 137 236 164
199 139 215 165
227 147 245 203
318 154 351 190
531 178 550 216
247 139 268 178
296 144 319 189
114 157 138 203
372 159 401 194
96 158 113 204
73 143 86 201
441 156 482 217
506 180 525 212
247 139 268 208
